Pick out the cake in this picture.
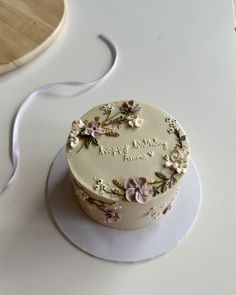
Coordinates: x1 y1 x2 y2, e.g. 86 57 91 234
66 100 190 229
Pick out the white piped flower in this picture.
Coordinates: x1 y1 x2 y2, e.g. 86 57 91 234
128 115 144 128
69 136 79 148
164 147 189 174
167 127 175 133
69 129 78 137
165 160 172 168
164 154 172 168
72 119 84 129
93 179 107 194
173 162 179 169
67 119 85 151
100 104 114 114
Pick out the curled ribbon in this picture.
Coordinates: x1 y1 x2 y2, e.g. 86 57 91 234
0 33 119 195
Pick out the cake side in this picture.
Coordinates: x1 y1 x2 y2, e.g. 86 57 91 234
71 173 180 229
66 100 190 229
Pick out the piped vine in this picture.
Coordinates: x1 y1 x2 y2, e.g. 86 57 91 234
67 100 143 152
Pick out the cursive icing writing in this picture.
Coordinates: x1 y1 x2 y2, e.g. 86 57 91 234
124 153 148 162
99 144 130 156
124 150 155 162
132 138 168 150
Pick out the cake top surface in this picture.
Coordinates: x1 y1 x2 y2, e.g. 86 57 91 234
67 100 190 203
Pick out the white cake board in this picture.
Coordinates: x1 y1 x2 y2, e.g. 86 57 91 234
46 147 201 263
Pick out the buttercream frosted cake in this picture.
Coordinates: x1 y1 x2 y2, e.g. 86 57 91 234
66 100 190 229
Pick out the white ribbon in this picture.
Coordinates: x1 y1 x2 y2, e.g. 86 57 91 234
0 33 118 195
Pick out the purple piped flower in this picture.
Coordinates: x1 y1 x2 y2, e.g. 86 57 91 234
120 100 141 114
105 210 120 223
83 121 105 138
148 207 160 220
124 177 152 204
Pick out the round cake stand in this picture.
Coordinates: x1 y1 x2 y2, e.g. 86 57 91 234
46 147 201 263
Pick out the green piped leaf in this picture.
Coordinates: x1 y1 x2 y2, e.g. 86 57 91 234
161 183 168 193
112 179 124 189
85 141 89 149
92 138 99 146
84 136 98 148
155 171 169 180
153 186 160 196
111 187 122 195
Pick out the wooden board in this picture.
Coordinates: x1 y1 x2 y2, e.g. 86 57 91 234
0 0 66 75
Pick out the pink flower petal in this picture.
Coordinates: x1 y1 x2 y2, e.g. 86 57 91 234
142 186 152 196
125 188 136 202
135 192 146 204
128 100 134 106
87 122 93 128
124 178 137 189
95 128 105 136
84 128 92 135
136 177 147 187
120 100 141 114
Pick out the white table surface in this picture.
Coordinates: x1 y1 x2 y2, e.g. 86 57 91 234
0 0 235 294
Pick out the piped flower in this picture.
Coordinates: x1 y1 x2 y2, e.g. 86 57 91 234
164 146 189 174
68 136 79 149
93 179 107 194
165 117 176 123
128 115 144 128
72 119 84 130
120 100 141 114
83 121 105 138
105 210 120 223
167 127 175 133
67 119 85 151
100 104 114 114
148 207 160 220
75 185 89 201
124 177 152 204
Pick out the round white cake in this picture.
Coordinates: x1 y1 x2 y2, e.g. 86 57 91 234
66 100 190 229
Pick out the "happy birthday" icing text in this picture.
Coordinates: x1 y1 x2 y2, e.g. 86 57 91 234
99 144 130 156
132 138 168 150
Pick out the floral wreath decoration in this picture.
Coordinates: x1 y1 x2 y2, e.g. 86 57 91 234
67 100 189 205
